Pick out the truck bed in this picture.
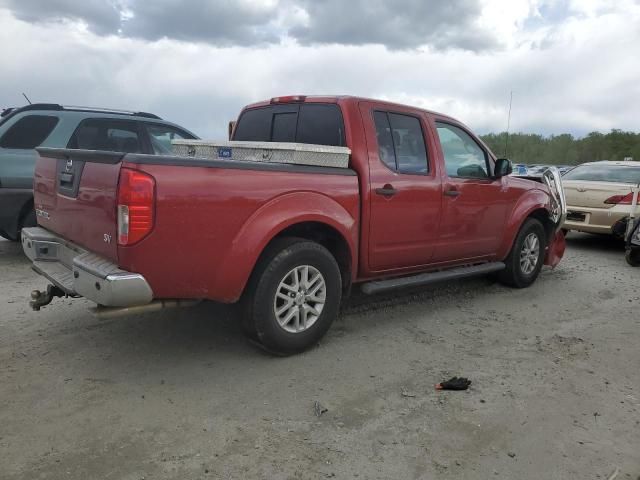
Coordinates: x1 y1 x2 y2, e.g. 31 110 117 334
32 147 360 303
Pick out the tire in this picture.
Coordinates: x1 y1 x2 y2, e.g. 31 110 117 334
242 237 342 355
626 249 640 267
0 228 17 242
498 218 547 288
19 207 37 230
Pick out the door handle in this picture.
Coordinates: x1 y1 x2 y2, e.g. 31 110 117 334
375 184 397 197
444 188 460 197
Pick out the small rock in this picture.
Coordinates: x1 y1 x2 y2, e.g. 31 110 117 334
314 401 328 417
507 452 516 458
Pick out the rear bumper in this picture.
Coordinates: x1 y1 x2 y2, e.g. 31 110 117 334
21 227 153 307
563 205 627 235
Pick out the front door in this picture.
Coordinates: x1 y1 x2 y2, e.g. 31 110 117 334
432 121 509 262
359 102 442 272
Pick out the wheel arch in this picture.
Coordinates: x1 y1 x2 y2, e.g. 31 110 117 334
497 189 553 260
212 192 358 303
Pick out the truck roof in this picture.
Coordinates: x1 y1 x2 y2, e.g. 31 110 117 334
242 95 458 122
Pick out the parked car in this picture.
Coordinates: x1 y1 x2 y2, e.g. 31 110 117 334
21 95 566 354
562 161 640 236
511 163 529 176
0 103 198 241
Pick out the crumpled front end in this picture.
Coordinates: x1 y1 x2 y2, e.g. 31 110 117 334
542 167 568 268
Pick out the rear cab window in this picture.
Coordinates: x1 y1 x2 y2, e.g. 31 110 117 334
233 103 346 147
0 115 59 149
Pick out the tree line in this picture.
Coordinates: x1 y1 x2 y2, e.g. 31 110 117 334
480 130 640 166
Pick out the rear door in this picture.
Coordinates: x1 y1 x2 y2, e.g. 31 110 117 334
359 101 442 271
0 114 60 188
432 121 509 262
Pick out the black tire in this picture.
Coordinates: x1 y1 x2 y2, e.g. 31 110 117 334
242 237 342 355
626 249 640 267
19 207 37 230
0 228 17 242
498 218 547 288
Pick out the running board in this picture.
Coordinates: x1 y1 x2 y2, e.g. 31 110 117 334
360 262 506 295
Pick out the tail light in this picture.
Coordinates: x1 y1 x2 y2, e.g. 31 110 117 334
604 193 634 205
117 168 155 245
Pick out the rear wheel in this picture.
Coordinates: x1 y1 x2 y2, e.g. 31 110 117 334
498 218 547 288
242 238 342 355
0 229 17 241
626 249 640 267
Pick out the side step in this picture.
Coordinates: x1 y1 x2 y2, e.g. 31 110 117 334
360 262 506 295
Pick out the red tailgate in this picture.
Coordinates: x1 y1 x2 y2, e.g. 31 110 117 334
33 148 123 262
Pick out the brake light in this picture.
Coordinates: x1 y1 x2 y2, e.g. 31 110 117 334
117 168 155 245
604 193 634 205
270 95 306 104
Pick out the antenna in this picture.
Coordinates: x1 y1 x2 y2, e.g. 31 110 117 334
504 91 513 158
22 93 32 105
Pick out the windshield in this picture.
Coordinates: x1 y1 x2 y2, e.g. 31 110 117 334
563 164 640 183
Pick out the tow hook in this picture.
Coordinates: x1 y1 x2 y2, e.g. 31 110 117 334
30 285 66 311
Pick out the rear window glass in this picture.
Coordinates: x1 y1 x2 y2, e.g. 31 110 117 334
0 115 59 149
563 164 640 183
68 118 142 153
233 103 345 146
374 111 429 174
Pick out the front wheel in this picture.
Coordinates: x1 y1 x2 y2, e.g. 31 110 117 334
498 218 547 288
242 238 342 355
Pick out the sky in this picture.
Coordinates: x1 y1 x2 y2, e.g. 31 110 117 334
0 0 638 139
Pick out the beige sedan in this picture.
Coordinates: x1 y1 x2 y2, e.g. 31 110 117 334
562 161 640 236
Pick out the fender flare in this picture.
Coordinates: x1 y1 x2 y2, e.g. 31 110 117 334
497 188 550 259
212 191 358 302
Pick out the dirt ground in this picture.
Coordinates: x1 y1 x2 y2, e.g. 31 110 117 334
1 234 638 479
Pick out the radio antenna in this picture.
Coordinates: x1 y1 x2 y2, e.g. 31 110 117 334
22 93 32 105
504 91 513 158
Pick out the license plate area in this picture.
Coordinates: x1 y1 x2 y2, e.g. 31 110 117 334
566 211 586 222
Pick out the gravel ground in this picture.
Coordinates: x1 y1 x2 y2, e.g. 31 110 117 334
1 234 639 479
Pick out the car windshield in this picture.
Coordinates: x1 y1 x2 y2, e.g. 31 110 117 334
562 164 640 183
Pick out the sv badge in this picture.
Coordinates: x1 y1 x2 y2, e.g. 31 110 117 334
103 234 112 244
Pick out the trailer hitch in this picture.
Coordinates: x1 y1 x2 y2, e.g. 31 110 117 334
30 285 66 311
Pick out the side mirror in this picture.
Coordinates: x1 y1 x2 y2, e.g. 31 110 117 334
494 158 512 178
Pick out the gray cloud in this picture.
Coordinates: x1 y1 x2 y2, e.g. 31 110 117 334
120 0 282 46
1 0 498 51
289 0 498 51
2 0 122 35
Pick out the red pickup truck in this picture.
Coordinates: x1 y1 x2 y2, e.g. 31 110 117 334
22 95 567 354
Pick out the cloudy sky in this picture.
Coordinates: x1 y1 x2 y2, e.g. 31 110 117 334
0 0 638 139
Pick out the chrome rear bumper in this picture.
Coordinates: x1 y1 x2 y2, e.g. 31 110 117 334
21 227 153 307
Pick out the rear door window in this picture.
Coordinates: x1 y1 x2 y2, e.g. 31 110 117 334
0 115 59 149
67 118 143 153
233 103 345 146
373 111 429 174
145 124 195 154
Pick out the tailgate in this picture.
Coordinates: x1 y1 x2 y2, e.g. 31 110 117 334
33 148 124 262
563 180 633 209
